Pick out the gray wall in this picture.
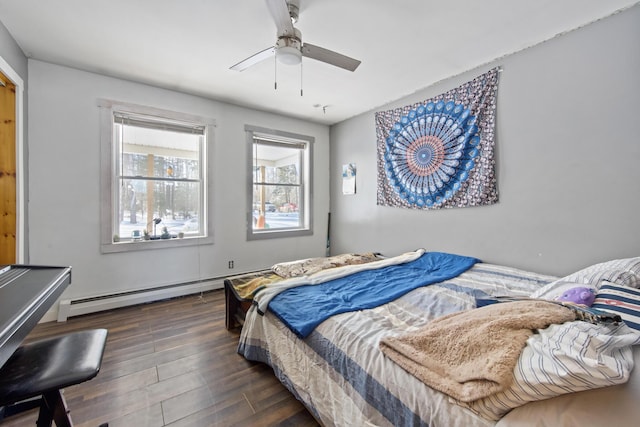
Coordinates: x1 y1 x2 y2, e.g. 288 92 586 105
0 19 26 78
329 5 640 276
27 60 330 305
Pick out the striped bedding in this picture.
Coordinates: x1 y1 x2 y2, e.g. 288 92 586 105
238 262 557 426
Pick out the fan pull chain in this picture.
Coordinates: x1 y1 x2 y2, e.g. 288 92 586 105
300 61 303 96
274 55 278 90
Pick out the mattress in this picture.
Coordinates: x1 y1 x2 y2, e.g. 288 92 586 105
237 253 640 426
239 261 551 426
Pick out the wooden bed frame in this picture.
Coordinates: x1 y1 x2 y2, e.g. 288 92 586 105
224 270 272 330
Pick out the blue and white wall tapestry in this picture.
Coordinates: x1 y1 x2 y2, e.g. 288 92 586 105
376 67 500 210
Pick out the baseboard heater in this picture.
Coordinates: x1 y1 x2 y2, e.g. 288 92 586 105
57 277 225 322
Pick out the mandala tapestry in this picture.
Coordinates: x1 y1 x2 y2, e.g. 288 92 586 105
376 67 500 210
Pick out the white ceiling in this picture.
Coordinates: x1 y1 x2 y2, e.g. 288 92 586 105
0 0 637 125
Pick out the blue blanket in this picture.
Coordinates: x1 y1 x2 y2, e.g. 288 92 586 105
269 251 480 338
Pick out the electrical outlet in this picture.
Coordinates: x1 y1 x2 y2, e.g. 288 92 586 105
228 260 234 269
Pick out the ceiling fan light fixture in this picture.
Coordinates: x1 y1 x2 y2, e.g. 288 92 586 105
231 0 360 73
276 32 302 65
277 45 302 65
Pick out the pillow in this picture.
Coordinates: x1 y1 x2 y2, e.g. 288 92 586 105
463 321 640 421
560 257 640 288
530 257 640 299
592 282 640 332
496 347 640 426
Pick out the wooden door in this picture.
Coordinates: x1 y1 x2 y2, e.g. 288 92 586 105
0 70 16 264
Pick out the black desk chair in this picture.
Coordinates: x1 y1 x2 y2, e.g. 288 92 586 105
0 329 108 427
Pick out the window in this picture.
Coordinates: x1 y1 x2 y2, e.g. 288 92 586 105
100 101 214 252
246 125 313 240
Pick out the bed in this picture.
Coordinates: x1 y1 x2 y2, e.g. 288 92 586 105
236 250 640 426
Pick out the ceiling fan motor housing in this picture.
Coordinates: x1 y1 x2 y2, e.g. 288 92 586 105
276 27 302 64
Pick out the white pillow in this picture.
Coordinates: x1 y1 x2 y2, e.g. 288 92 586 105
496 346 640 426
562 257 640 287
464 321 640 421
530 257 640 299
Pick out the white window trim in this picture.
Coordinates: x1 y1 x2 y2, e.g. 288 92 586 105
99 99 215 253
0 55 25 263
245 124 313 241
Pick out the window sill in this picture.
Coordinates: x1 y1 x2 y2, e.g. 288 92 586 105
101 235 213 253
247 228 312 241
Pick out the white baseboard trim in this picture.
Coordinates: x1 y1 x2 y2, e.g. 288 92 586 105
54 279 224 322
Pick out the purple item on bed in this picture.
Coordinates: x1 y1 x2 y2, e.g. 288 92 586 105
556 286 596 306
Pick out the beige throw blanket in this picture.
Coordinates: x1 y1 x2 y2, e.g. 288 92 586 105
379 300 576 402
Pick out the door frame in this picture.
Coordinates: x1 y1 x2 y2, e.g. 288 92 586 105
0 55 25 263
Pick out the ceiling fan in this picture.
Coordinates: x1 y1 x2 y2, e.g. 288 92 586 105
230 0 361 72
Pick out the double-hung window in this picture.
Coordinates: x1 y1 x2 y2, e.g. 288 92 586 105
100 101 214 252
246 125 313 240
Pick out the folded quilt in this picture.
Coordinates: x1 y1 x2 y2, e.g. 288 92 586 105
224 271 282 300
265 251 479 338
271 252 382 279
227 253 383 300
379 300 576 402
254 248 427 314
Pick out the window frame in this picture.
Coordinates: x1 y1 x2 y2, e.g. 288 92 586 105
245 125 313 241
99 100 215 253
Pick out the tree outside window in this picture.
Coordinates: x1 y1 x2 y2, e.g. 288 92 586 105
99 101 214 252
246 125 313 240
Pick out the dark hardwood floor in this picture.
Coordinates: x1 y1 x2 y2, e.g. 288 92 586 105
0 290 320 427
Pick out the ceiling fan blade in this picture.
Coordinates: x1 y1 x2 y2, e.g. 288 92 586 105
302 43 361 72
230 46 275 71
265 0 295 37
